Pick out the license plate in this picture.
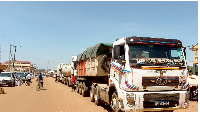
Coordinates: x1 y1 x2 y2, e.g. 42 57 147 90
155 101 170 106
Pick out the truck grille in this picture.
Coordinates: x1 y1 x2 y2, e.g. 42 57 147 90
142 76 179 86
143 93 179 108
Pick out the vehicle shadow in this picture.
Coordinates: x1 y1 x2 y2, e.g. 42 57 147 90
100 104 112 112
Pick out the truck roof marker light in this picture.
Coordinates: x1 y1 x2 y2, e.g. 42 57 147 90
137 42 143 43
152 43 160 44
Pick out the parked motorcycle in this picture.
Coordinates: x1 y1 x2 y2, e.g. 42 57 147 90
190 86 198 101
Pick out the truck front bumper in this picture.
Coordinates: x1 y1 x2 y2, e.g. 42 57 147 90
118 90 189 112
1 80 12 86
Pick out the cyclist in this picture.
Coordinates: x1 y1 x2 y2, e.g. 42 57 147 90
26 73 32 84
37 73 43 88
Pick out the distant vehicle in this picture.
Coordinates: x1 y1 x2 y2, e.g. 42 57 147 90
0 72 15 87
48 70 54 77
15 72 28 83
53 69 57 78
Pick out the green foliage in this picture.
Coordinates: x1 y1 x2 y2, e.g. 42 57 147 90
187 65 198 76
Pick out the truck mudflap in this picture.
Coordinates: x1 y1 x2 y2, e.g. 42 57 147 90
118 90 189 112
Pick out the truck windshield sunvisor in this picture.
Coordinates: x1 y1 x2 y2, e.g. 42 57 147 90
129 45 183 60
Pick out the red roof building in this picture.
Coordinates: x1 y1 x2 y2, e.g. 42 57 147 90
5 60 32 72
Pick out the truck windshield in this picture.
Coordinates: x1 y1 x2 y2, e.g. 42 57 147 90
0 73 11 77
129 45 183 60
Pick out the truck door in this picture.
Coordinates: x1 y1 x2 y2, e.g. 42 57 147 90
111 45 125 87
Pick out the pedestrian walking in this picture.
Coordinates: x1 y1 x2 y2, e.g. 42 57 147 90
71 76 76 92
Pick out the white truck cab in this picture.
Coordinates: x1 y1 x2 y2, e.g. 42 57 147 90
109 37 189 111
0 72 15 87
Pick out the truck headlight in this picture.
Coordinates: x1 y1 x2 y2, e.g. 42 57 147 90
126 93 135 106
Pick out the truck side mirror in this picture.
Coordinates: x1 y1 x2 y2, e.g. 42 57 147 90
118 55 126 64
120 55 125 60
113 45 120 59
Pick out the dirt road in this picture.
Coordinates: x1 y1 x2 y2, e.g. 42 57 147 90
0 76 108 112
0 76 198 112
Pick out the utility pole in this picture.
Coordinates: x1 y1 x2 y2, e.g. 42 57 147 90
9 44 21 71
8 44 12 69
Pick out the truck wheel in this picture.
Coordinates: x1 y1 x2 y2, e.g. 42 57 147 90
82 82 88 97
111 92 120 112
79 82 83 95
66 80 69 86
90 85 95 102
94 87 101 106
76 81 79 93
68 78 72 87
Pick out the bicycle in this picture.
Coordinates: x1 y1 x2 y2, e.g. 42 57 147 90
36 80 43 91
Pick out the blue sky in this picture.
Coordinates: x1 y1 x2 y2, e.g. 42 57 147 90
0 1 198 69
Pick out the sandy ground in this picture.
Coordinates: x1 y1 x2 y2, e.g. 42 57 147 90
0 76 108 112
0 76 198 112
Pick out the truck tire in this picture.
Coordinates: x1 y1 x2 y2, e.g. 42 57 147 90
62 79 64 84
94 87 101 106
64 78 67 85
82 82 88 97
66 80 69 86
90 85 95 102
68 78 72 87
111 92 120 112
76 81 79 93
79 82 83 95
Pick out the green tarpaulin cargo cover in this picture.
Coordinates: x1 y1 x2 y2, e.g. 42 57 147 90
77 43 113 61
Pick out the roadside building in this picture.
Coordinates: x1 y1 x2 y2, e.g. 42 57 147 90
5 60 31 72
0 63 7 72
190 43 198 75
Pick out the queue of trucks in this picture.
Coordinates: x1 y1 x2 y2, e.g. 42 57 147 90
55 36 192 112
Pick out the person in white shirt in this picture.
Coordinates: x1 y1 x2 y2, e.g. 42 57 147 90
26 73 32 84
